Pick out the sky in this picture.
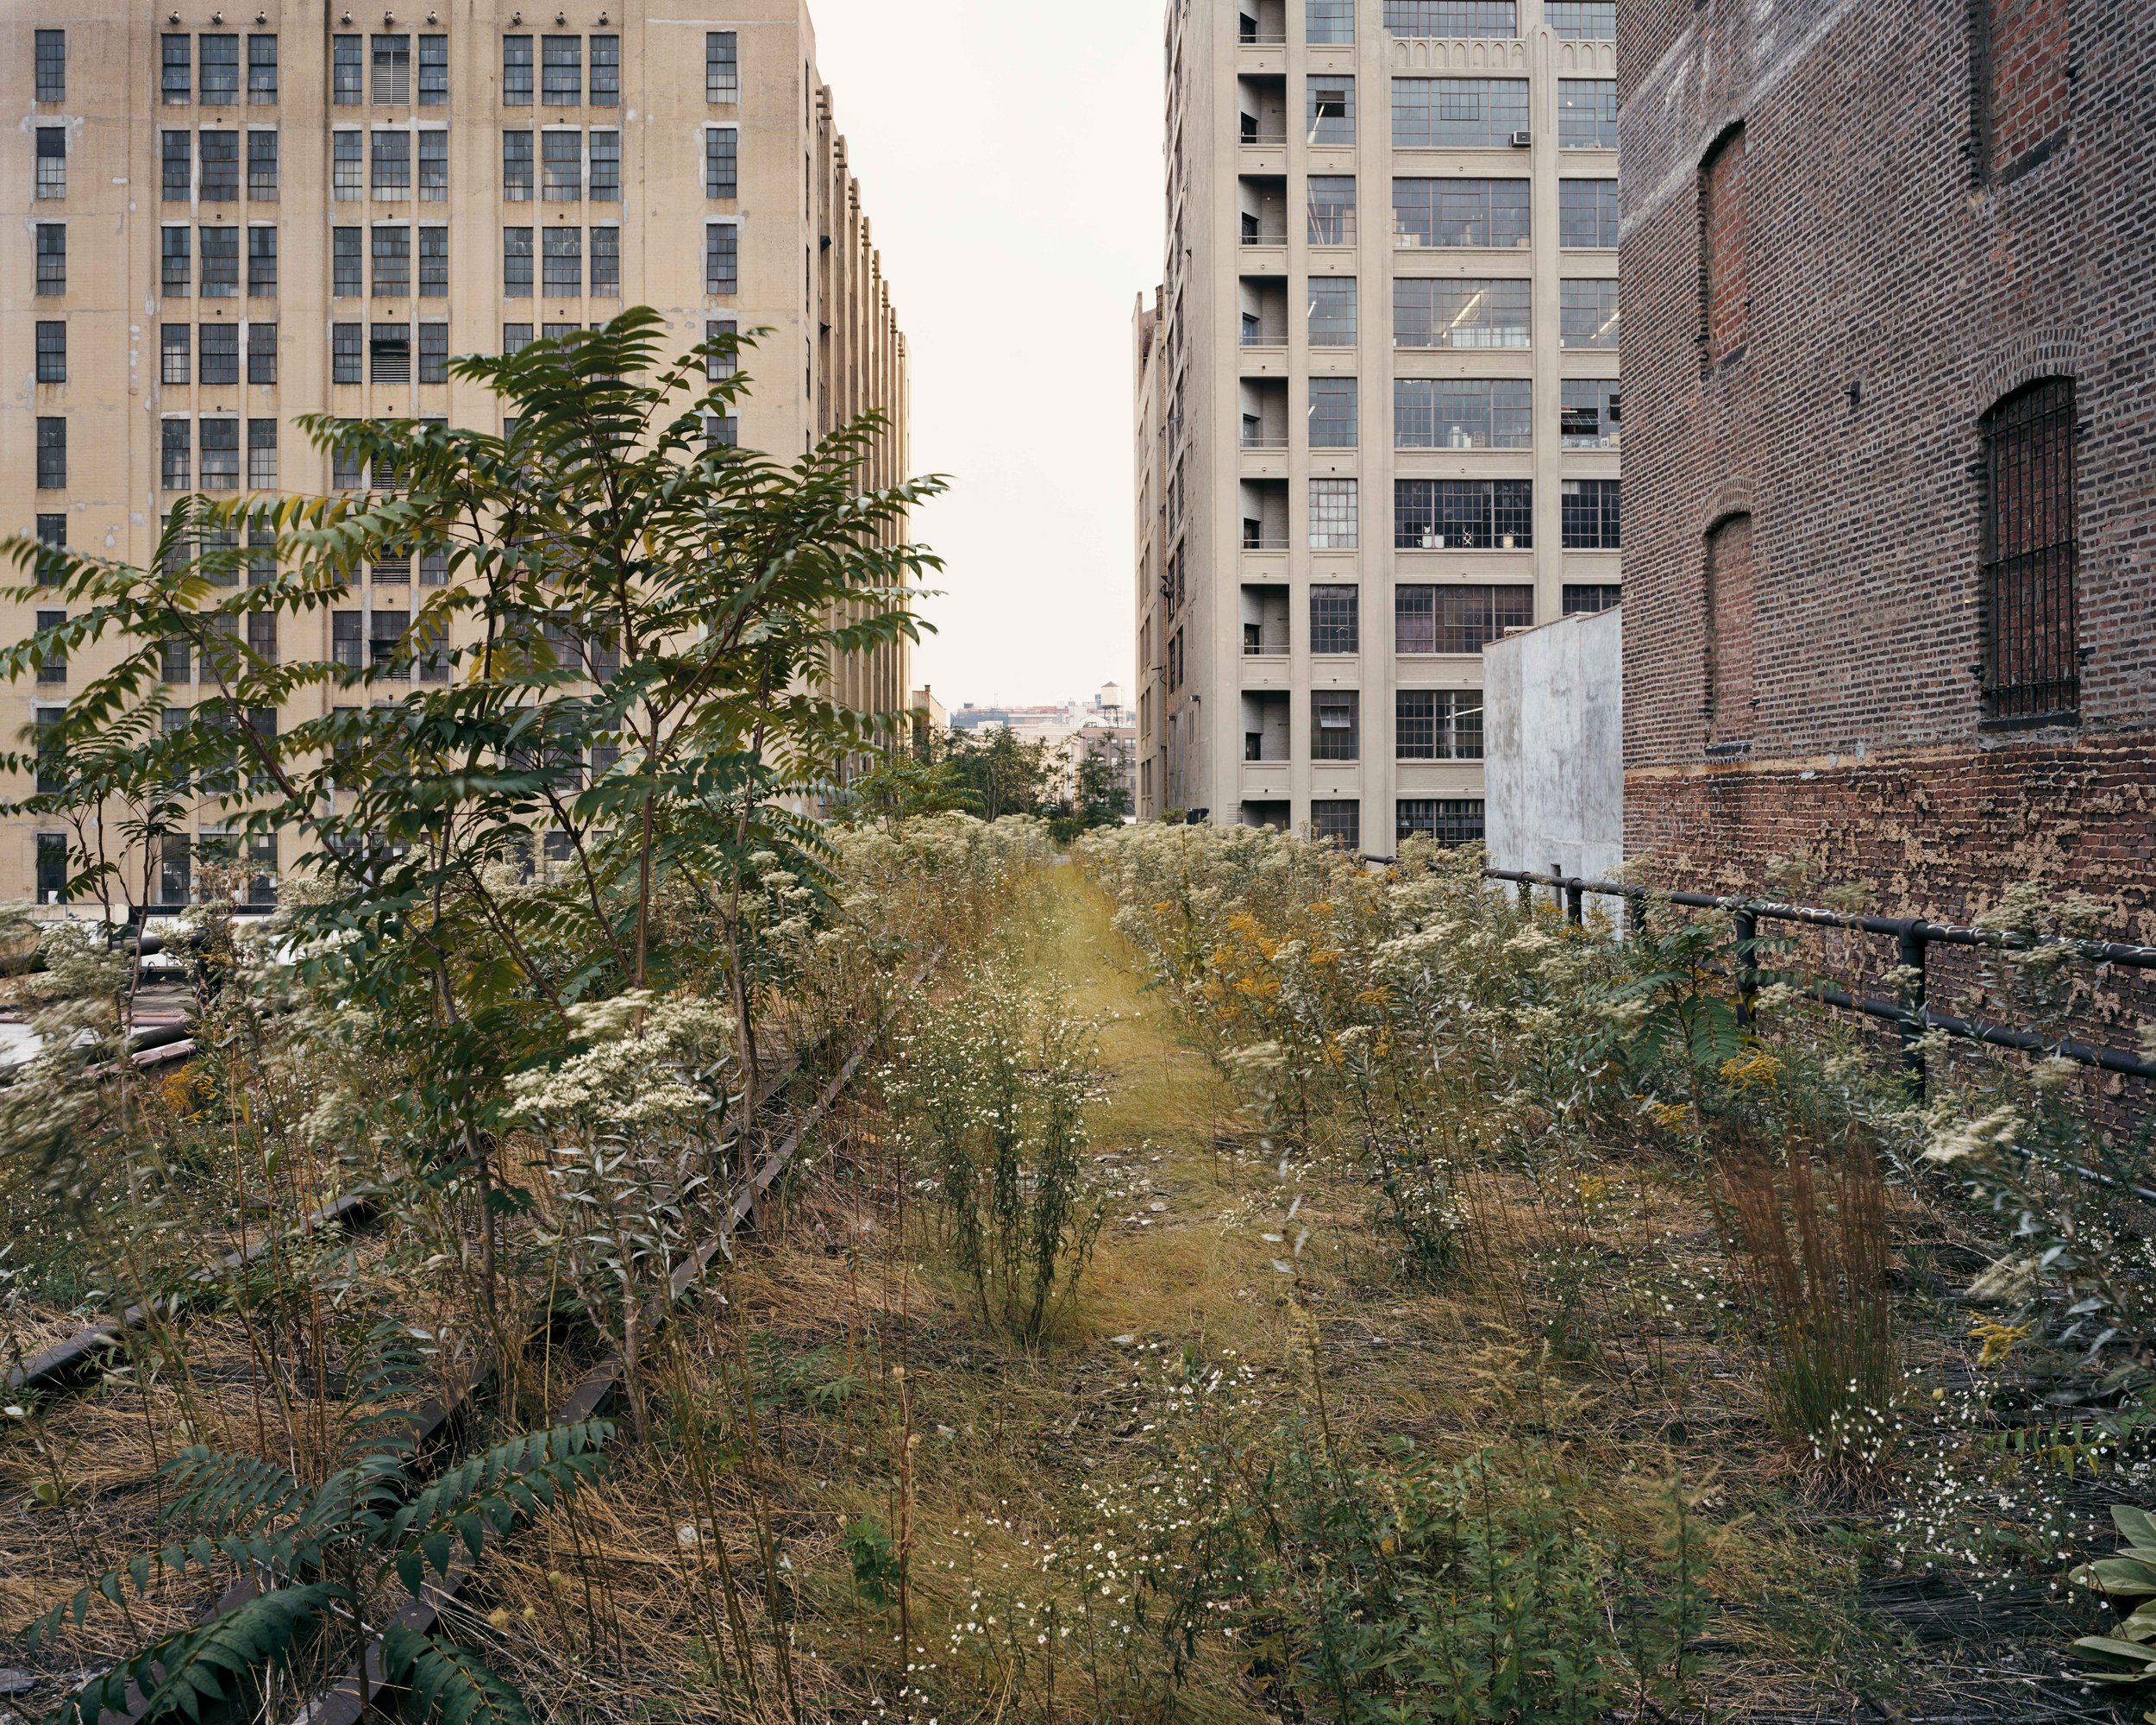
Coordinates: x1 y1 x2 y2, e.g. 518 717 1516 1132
805 0 1163 713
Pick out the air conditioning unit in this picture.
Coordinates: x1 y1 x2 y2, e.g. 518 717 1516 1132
1509 129 1532 148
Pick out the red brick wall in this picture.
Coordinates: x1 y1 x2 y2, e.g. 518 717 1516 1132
1986 0 2070 176
1705 511 1756 746
1701 127 1750 361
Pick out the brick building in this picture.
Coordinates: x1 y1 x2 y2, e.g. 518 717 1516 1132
1616 0 2155 937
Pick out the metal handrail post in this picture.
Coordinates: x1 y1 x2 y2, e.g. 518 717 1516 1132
1897 921 1929 1096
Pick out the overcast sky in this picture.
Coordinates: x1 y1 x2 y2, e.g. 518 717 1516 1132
805 0 1163 712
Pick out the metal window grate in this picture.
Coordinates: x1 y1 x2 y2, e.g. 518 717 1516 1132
1396 798 1484 848
1982 377 2078 722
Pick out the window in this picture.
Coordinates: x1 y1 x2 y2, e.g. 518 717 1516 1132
1395 379 1532 448
372 610 411 681
1307 0 1354 43
1560 378 1620 448
333 322 363 384
706 223 739 295
706 32 739 103
590 131 620 201
37 224 66 295
1309 277 1357 345
1309 377 1358 448
542 129 582 199
1383 3 1517 35
1307 77 1354 146
505 229 535 295
706 317 740 379
1561 479 1620 549
164 132 193 200
1395 584 1532 653
1394 278 1530 348
334 226 363 296
1310 477 1358 549
1701 126 1748 361
1548 2 1616 38
1313 691 1360 762
373 34 410 104
37 832 69 902
418 323 449 384
503 322 534 354
1705 512 1757 743
1307 176 1356 244
1393 78 1528 148
36 29 66 103
419 226 448 297
160 225 191 296
197 131 237 200
409 129 444 202
202 225 239 296
503 132 534 200
1392 178 1530 248
249 34 278 103
333 34 363 104
1558 80 1619 150
705 413 740 448
542 36 582 104
34 515 66 586
1560 279 1620 348
331 436 367 490
248 129 279 199
162 324 191 384
157 833 192 906
1558 179 1619 248
1395 480 1532 549
1981 377 2078 721
591 34 619 105
248 417 277 488
38 614 70 683
367 324 410 385
590 226 619 297
200 34 239 104
1395 690 1483 761
329 130 367 202
373 225 410 297
1397 799 1483 848
1310 585 1359 654
36 417 67 488
1311 800 1361 850
373 130 411 198
333 612 364 668
199 323 239 385
419 34 448 104
705 128 738 198
35 322 66 385
1564 583 1621 615
160 417 190 489
542 227 582 296
199 417 239 489
1977 0 2068 178
163 34 192 104
35 128 66 200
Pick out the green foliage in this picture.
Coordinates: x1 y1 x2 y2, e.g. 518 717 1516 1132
843 1515 901 1611
50 1583 338 1725
936 727 1057 823
384 1625 533 1725
2070 1504 2156 1707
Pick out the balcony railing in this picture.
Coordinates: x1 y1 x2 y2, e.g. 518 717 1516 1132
1241 431 1288 450
1239 29 1288 45
1239 128 1288 146
1241 530 1290 550
1239 227 1288 247
1243 627 1289 656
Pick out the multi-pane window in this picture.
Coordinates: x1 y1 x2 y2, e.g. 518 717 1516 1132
371 323 411 384
373 131 411 198
1395 480 1532 549
1395 690 1483 759
160 418 190 489
1309 377 1358 448
503 132 535 200
373 225 411 297
542 36 582 104
1558 179 1620 247
1558 80 1619 149
419 129 448 199
1981 377 2079 720
249 34 278 103
1395 379 1532 448
1560 479 1621 549
34 516 65 579
36 831 69 901
503 323 534 354
419 323 449 384
1395 278 1530 348
199 323 240 385
37 224 67 295
1560 378 1620 448
542 131 583 199
248 418 277 488
1310 585 1359 654
163 34 192 104
334 226 363 296
1395 584 1532 653
162 226 192 295
706 223 739 295
373 34 410 104
1313 691 1361 761
1309 277 1357 345
1307 0 1354 43
202 226 240 296
706 318 741 379
504 35 535 104
162 325 191 384
1307 76 1355 145
1393 78 1529 148
419 34 448 104
419 226 448 296
164 131 193 199
333 34 363 104
706 32 739 103
1307 176 1356 244
38 613 70 682
1547 2 1616 37
705 128 739 198
591 227 620 297
36 29 67 103
35 322 66 385
334 130 363 201
1383 3 1517 36
591 34 619 104
1310 477 1359 549
542 227 582 295
199 130 239 200
249 129 279 199
333 322 363 383
35 128 66 200
1702 126 1749 361
200 417 240 489
505 228 534 296
1397 799 1484 848
1312 801 1361 851
1560 279 1620 348
200 34 240 104
590 131 621 201
1564 583 1622 615
1392 178 1529 248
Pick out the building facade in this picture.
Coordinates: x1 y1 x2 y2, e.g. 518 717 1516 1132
1617 0 2156 934
1 0 908 908
1137 0 1622 851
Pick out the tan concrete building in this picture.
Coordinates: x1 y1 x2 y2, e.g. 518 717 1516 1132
1 0 908 906
1135 0 1620 852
